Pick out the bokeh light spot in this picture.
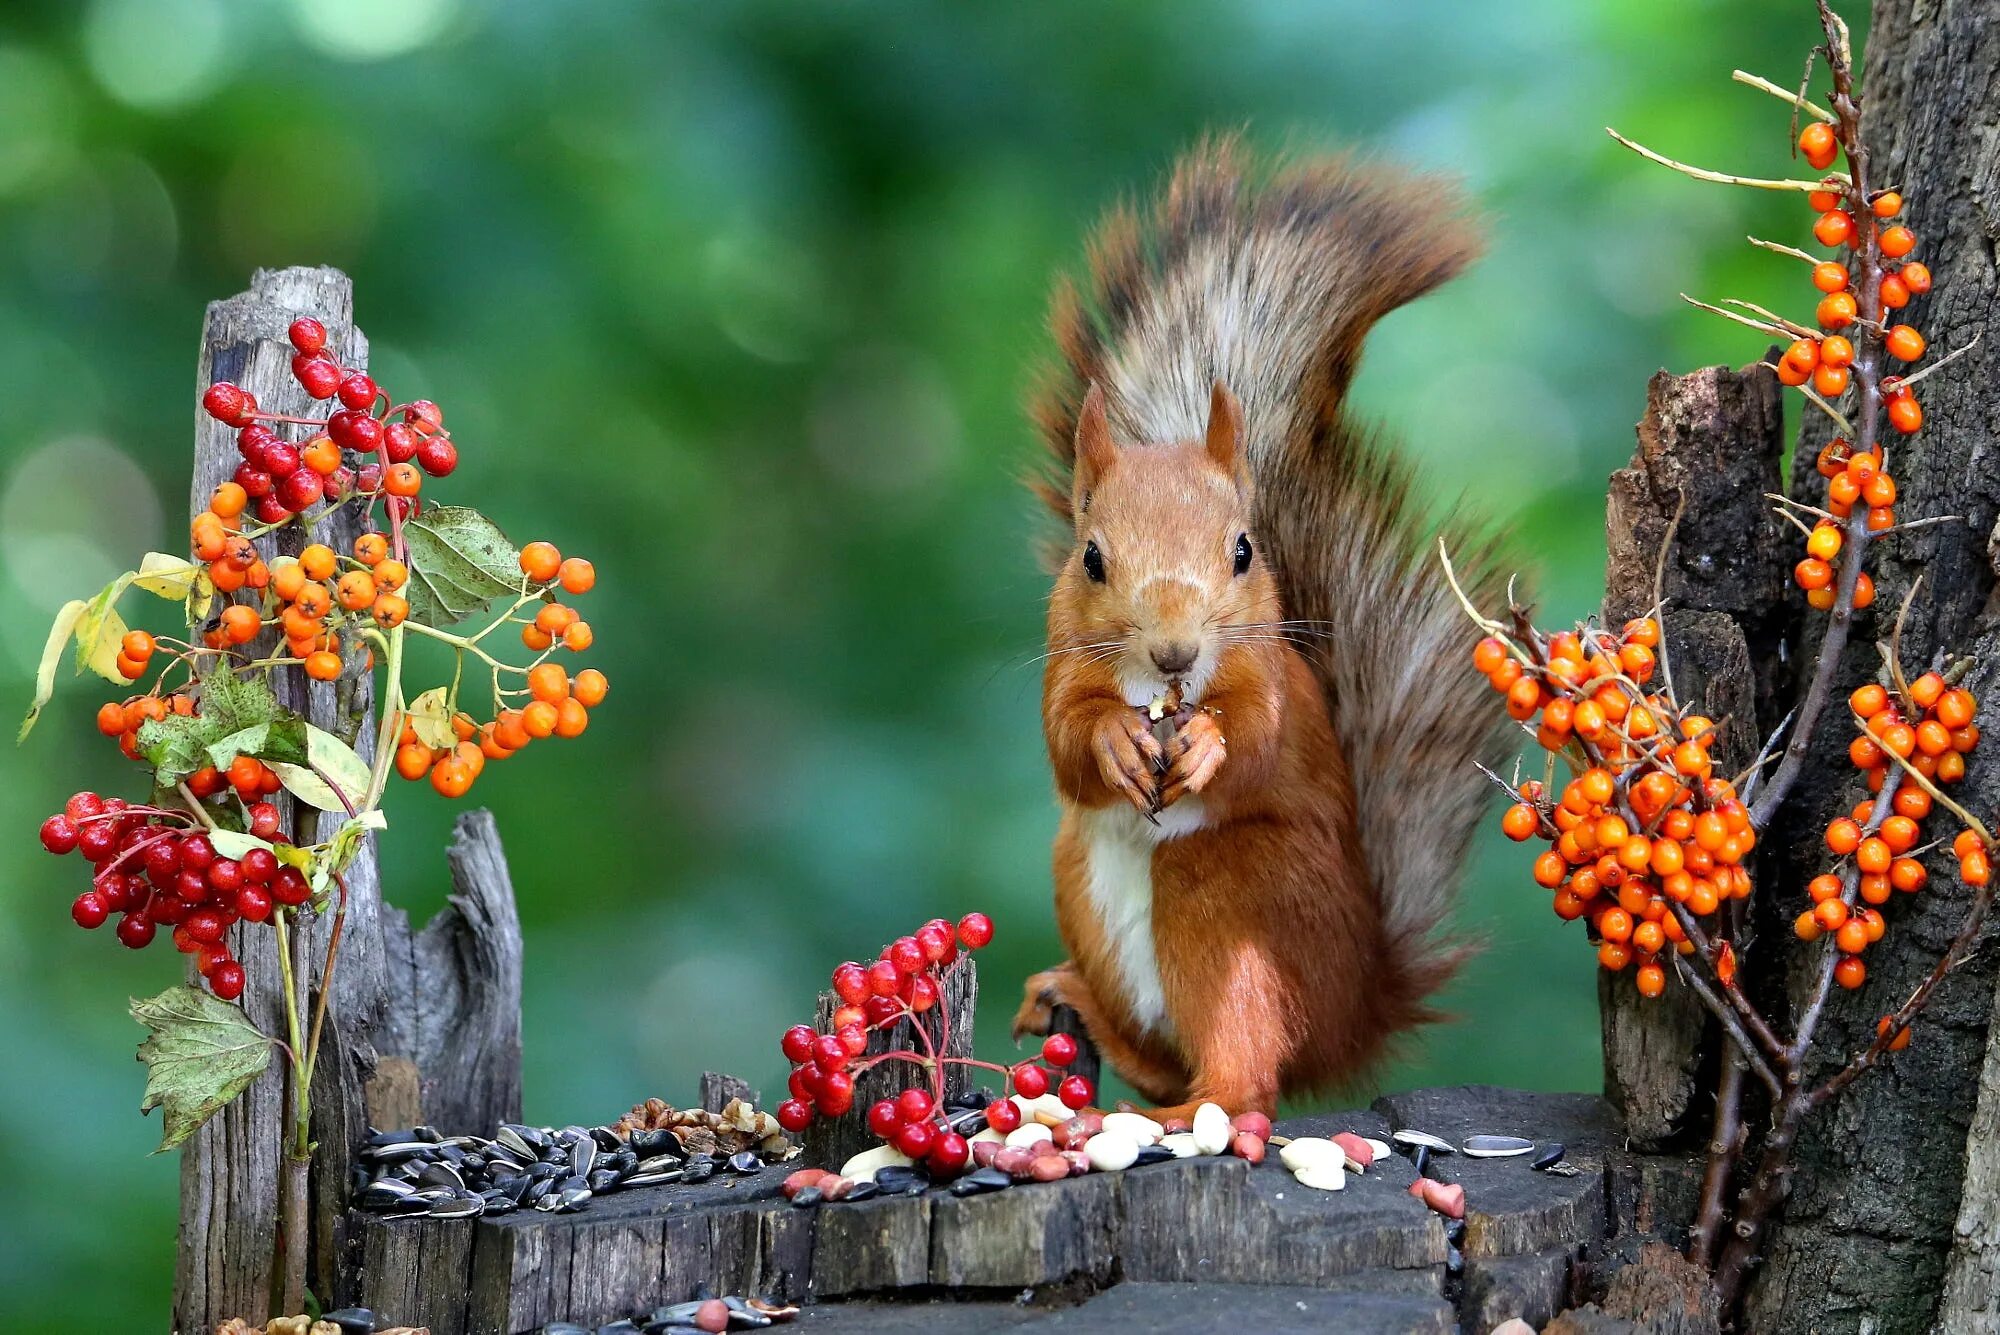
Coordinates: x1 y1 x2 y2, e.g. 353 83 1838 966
82 0 229 112
288 0 460 61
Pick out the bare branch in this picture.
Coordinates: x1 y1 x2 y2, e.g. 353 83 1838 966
1733 68 1837 123
1608 128 1847 191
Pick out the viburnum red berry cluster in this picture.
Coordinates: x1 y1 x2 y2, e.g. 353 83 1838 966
773 912 1095 1181
43 791 302 1000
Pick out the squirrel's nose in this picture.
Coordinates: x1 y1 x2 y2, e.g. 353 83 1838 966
1150 642 1198 676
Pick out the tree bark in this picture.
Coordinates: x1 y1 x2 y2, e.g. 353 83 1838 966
1597 364 1792 1152
176 269 524 1332
1737 4 2000 1330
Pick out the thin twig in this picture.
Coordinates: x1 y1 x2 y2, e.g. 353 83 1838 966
1671 955 1784 1099
1437 539 1507 635
1724 298 1819 339
1797 383 1855 434
1894 334 1983 390
1735 705 1798 800
1748 235 1820 263
1608 128 1846 191
1876 514 1964 537
1733 68 1837 123
1683 293 1796 338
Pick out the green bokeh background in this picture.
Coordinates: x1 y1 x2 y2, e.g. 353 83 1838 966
0 0 1859 1325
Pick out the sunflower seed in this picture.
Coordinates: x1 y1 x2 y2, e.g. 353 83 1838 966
1463 1134 1535 1158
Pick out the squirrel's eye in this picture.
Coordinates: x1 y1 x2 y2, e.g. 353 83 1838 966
1233 533 1253 576
1082 540 1106 583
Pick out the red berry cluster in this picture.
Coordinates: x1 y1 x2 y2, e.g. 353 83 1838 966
200 319 456 529
775 912 1095 1180
41 791 301 999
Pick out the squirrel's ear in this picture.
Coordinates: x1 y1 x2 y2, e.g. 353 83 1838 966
1073 382 1117 507
1205 379 1245 480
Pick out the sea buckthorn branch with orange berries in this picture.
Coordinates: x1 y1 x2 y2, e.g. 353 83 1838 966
1464 2 1989 1310
20 303 609 1313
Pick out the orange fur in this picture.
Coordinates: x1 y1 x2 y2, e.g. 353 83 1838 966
1018 142 1508 1117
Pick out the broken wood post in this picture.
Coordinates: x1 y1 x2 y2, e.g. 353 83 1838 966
700 1072 758 1114
177 267 525 1333
1596 363 1790 1152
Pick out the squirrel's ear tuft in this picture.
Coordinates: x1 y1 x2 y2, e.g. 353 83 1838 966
1205 379 1245 480
1073 382 1117 506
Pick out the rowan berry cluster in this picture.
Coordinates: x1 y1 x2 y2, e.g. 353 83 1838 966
774 913 1095 1180
40 790 299 999
1791 675 1981 989
1482 617 1754 998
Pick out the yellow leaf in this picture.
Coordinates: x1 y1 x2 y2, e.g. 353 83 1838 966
19 600 88 742
132 552 202 600
74 593 131 684
405 687 456 751
186 568 214 624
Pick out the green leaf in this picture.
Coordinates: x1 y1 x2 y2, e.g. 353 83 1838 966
402 504 536 627
132 985 273 1153
205 718 309 772
321 809 387 880
137 669 291 787
205 829 276 862
405 686 457 750
269 724 372 812
19 599 88 742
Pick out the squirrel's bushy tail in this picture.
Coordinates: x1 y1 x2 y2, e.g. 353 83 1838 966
1031 136 1512 1016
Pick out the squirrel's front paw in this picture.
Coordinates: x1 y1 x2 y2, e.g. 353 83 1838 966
1013 966 1072 1040
1092 709 1164 815
1159 711 1226 808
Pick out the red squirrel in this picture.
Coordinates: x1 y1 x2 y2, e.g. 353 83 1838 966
1012 139 1509 1122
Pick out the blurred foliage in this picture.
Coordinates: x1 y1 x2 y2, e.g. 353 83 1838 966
0 0 1866 1326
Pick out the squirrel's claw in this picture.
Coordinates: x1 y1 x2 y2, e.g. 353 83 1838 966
1158 711 1226 809
1094 709 1165 816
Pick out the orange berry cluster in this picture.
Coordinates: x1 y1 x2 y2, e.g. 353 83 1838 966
94 680 195 762
1792 444 1893 611
92 682 288 801
1480 618 1755 998
516 542 597 652
387 540 605 799
1792 674 1979 989
1784 170 1931 429
393 665 608 798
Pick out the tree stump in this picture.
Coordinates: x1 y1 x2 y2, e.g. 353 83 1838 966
1588 4 2000 1326
176 268 524 1332
1598 364 1791 1151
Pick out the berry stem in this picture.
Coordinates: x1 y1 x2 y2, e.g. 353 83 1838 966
1605 127 1848 192
1730 68 1836 122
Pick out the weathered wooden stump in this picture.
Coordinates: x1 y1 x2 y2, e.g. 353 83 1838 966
176 268 525 1333
343 1084 1693 1334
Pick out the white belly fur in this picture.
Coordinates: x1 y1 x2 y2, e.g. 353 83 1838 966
1078 799 1206 1038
